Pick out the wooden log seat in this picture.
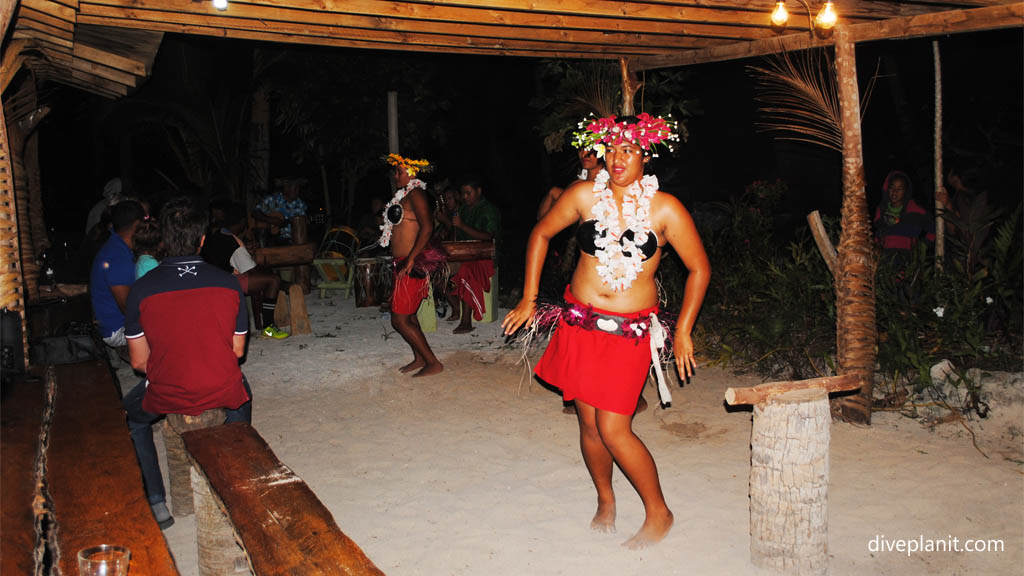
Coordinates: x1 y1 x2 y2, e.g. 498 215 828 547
251 243 316 268
40 361 178 576
181 422 385 576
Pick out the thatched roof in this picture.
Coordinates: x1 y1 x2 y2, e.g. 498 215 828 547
2 1 1022 98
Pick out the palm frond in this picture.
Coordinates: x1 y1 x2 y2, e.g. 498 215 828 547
748 48 842 153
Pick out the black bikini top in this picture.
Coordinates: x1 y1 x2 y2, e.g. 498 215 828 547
576 220 659 261
385 204 403 225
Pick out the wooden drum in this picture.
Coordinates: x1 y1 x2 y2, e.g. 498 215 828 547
353 256 393 308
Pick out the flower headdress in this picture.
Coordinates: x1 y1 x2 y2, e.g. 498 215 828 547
383 153 432 177
572 113 679 158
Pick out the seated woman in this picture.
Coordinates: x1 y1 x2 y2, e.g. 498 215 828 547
503 112 710 548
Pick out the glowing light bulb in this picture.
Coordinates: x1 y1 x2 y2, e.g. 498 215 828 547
212 0 228 11
770 1 789 28
815 1 837 30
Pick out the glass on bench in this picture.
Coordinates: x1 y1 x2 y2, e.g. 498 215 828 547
78 545 130 576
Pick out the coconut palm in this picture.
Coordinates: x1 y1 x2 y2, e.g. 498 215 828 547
749 43 876 423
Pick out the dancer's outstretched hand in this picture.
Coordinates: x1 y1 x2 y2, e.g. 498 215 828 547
502 299 536 336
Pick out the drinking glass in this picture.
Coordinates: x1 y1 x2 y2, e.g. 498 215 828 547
77 545 130 576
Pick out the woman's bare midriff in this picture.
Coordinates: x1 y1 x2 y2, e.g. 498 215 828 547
569 251 662 312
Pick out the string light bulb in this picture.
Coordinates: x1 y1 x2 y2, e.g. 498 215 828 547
815 1 838 31
770 1 789 28
212 0 228 11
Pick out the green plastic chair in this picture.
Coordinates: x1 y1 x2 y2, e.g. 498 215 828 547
314 226 359 299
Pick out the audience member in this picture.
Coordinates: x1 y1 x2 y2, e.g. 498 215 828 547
133 218 162 280
874 170 934 265
253 177 308 244
90 200 147 356
123 196 253 530
201 202 289 339
85 177 125 235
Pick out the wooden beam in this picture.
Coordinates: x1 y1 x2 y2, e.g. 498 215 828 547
20 0 77 24
848 1 1024 42
71 56 138 86
70 68 129 95
72 43 147 76
0 39 30 94
38 46 74 65
16 7 75 32
78 8 669 55
724 373 861 405
637 3 1024 69
11 27 74 50
77 15 686 58
17 16 75 42
80 0 774 39
79 2 734 49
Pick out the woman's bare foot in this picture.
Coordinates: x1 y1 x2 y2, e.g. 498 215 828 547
399 359 425 373
413 362 443 377
590 500 616 533
452 324 474 334
622 509 673 549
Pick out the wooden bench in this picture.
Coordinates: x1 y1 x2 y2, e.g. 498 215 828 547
181 422 384 576
1 361 179 576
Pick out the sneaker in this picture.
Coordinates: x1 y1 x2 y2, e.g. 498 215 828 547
151 501 175 530
261 324 289 339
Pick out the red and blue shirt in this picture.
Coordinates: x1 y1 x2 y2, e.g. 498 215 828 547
125 257 249 415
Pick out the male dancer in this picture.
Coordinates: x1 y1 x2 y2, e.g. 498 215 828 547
378 154 443 376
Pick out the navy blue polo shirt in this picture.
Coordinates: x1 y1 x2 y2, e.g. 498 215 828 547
90 233 135 338
125 256 249 415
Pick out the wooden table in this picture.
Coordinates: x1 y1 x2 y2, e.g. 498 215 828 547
2 361 180 576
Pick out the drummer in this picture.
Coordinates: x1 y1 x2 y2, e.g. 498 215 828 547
378 153 443 377
436 175 500 334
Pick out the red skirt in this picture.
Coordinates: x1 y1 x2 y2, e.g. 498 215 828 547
534 288 656 415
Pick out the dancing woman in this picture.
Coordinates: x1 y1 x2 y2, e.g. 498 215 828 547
502 113 710 548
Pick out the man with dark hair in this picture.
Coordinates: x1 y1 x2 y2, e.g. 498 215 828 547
122 196 253 529
438 176 501 334
253 177 307 244
90 199 147 352
201 202 289 338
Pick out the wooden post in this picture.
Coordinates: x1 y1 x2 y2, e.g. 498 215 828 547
288 284 311 335
191 466 249 576
164 410 226 517
749 388 830 575
248 85 270 207
0 92 27 363
618 57 643 116
727 374 859 575
933 39 946 270
291 216 311 294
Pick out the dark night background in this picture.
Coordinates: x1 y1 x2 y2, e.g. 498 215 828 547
37 29 1022 287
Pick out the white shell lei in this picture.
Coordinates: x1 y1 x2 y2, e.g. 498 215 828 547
590 169 658 291
378 179 426 247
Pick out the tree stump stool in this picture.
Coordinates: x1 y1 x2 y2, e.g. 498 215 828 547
165 410 226 516
725 374 861 576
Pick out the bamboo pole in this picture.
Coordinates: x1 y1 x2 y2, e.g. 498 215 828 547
933 39 946 271
0 92 27 362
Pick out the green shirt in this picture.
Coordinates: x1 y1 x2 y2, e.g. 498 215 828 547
456 198 501 243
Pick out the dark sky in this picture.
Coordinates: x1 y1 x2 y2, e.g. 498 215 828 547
38 28 1022 270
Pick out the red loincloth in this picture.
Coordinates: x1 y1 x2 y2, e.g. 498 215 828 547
450 259 494 321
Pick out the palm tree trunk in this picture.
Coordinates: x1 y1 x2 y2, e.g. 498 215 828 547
933 39 946 270
832 28 877 424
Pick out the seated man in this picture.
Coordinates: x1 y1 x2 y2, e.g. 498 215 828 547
438 176 500 334
253 177 307 245
90 200 147 358
123 196 253 529
201 202 289 339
